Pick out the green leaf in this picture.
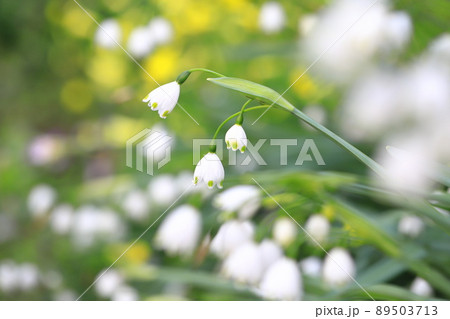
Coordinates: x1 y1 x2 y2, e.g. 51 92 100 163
207 77 294 111
208 76 385 177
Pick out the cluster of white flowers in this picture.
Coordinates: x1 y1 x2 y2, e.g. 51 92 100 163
94 269 138 301
95 17 173 58
337 32 450 193
300 0 412 83
0 261 40 293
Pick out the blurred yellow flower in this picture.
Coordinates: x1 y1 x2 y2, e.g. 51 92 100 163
290 71 320 100
102 116 147 146
60 79 93 113
143 47 179 83
61 4 94 38
320 203 335 220
107 242 151 265
88 50 128 88
101 0 132 13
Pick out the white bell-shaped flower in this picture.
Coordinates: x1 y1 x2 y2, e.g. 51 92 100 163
210 220 254 258
225 124 247 153
142 81 180 118
258 239 283 271
322 247 356 287
305 214 330 245
213 185 261 219
193 152 225 189
272 217 298 247
155 205 202 256
259 257 303 300
222 241 264 285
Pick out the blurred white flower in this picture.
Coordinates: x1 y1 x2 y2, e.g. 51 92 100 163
259 2 286 34
122 189 150 221
143 81 180 118
272 217 298 247
148 174 179 206
382 11 412 51
148 17 174 45
95 19 121 49
193 152 225 189
27 134 64 166
300 256 323 277
410 277 433 297
27 184 57 218
428 33 450 65
398 215 424 237
222 242 264 285
111 285 139 301
259 257 303 300
378 142 432 193
258 239 283 271
155 205 202 256
225 124 247 153
17 263 40 291
341 70 400 141
127 26 156 58
301 0 393 83
323 247 356 287
298 14 318 37
53 289 77 301
95 269 124 298
72 206 125 247
213 185 261 219
210 220 254 258
50 204 74 235
305 214 330 245
0 260 19 292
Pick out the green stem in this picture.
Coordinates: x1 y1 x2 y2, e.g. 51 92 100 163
188 68 226 77
210 105 270 142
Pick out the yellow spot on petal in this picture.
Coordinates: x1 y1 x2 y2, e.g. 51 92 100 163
208 180 214 188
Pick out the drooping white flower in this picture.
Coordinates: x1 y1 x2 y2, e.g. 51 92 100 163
210 220 254 258
305 214 330 245
143 81 180 118
300 256 323 277
147 17 174 45
148 174 179 206
398 215 425 237
155 205 202 256
222 242 264 285
95 19 122 49
272 217 298 247
122 189 150 221
111 285 139 301
259 2 286 34
259 257 303 300
50 204 74 235
410 277 433 297
193 152 225 189
27 184 57 218
225 124 247 153
213 185 261 219
94 269 124 298
258 239 283 271
127 26 156 58
322 247 356 287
